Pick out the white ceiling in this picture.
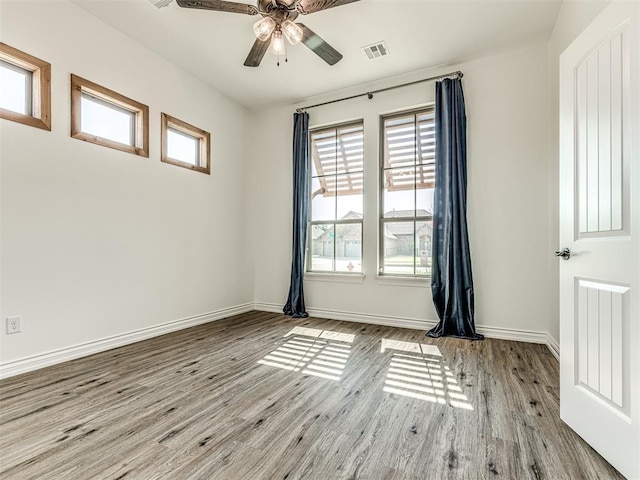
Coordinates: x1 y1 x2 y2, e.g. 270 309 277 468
72 0 562 110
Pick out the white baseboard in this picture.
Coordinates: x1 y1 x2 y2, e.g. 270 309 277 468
254 302 550 345
546 334 560 361
0 303 254 380
254 302 437 331
1 302 560 380
475 324 548 344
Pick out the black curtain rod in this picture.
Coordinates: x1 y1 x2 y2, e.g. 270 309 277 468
295 70 463 113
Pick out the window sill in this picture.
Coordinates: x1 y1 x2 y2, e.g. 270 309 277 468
304 272 365 284
376 275 430 287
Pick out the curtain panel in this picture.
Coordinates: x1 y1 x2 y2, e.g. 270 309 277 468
283 112 310 318
427 78 483 340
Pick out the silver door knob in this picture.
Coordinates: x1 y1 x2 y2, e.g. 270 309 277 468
555 247 571 260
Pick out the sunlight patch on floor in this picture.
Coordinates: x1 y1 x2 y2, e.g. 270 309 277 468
381 339 474 410
258 326 353 381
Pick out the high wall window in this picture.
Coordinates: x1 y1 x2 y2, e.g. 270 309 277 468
380 107 435 276
161 113 211 174
308 121 364 273
71 75 149 157
0 42 51 130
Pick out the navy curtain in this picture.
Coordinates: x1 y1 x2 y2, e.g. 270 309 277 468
283 112 310 318
427 78 483 340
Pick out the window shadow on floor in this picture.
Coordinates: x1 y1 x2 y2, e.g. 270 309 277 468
257 326 354 381
380 339 473 410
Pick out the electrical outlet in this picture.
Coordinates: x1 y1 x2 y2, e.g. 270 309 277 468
6 316 21 334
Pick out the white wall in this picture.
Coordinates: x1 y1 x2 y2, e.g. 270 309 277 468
250 40 553 336
546 1 609 345
0 1 611 374
0 1 253 365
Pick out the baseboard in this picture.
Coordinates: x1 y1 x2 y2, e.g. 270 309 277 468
0 303 254 380
1 302 559 380
253 302 549 345
546 334 560 361
255 302 437 331
475 325 548 344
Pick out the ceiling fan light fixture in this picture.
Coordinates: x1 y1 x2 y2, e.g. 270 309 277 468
281 20 303 46
253 16 276 41
269 29 287 57
175 0 357 67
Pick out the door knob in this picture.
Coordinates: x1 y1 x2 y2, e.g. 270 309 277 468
555 247 571 260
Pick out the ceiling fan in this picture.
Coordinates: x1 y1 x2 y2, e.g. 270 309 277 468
175 0 360 67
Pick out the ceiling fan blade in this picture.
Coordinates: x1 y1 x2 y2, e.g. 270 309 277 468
298 23 343 65
244 37 270 67
176 0 258 15
295 0 359 15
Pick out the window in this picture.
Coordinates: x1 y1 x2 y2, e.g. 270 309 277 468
71 74 149 157
0 42 50 130
380 107 435 276
161 113 210 174
308 121 364 273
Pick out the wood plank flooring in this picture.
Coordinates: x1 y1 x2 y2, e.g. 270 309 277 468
0 311 623 479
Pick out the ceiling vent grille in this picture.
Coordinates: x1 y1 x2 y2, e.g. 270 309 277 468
362 41 389 60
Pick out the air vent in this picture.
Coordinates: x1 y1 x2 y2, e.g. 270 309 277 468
147 0 173 8
362 41 389 60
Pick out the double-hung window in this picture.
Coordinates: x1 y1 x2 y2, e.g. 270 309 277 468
380 107 436 276
308 121 364 273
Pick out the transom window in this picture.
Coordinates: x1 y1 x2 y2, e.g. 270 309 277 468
308 121 364 273
0 42 50 130
0 60 32 115
71 74 149 157
161 113 210 175
80 93 135 146
380 107 435 276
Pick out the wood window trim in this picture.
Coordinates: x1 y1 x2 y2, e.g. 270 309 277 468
70 74 149 157
161 113 211 175
0 42 51 131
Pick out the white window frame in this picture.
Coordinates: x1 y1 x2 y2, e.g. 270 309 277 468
307 120 364 275
379 106 436 278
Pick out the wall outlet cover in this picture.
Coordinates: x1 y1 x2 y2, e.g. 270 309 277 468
6 316 21 334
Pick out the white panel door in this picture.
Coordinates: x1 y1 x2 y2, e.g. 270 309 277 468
559 3 640 478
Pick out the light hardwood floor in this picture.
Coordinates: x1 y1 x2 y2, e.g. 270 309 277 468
0 311 623 479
